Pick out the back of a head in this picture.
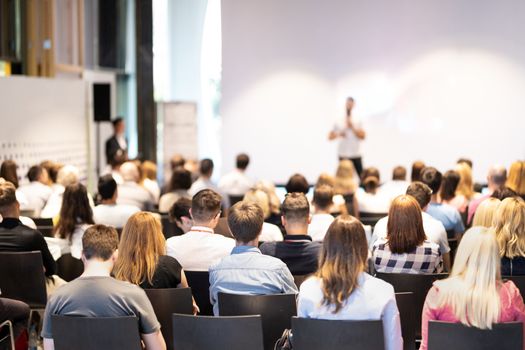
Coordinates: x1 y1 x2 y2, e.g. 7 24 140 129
387 195 425 254
141 160 157 181
491 186 518 201
285 173 309 194
493 197 525 259
199 158 214 177
335 160 357 194
406 181 432 209
440 170 461 201
170 154 186 171
255 180 281 215
0 160 18 188
316 173 336 188
56 165 80 187
313 185 334 211
236 153 250 170
41 160 62 184
120 161 140 182
0 180 17 215
228 201 264 244
169 197 192 223
420 167 442 194
82 225 119 261
363 176 380 193
318 215 368 313
191 189 221 223
56 183 94 239
361 167 380 183
455 162 475 199
98 174 117 201
282 192 310 224
243 189 271 219
27 165 43 182
472 198 501 228
506 161 525 196
169 168 192 192
488 165 507 188
392 166 407 181
457 158 473 169
411 161 426 182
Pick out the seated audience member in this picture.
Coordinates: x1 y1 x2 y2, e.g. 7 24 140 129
0 180 56 277
455 162 480 203
209 202 297 315
160 154 186 195
140 161 161 203
298 215 402 350
467 165 507 225
188 159 220 197
93 175 140 228
420 227 525 350
168 198 193 234
243 189 283 242
308 185 335 241
315 173 346 213
371 182 451 271
41 225 166 350
260 193 322 275
158 168 192 213
372 195 442 274
471 198 501 228
506 161 525 200
439 170 466 213
285 173 310 194
166 189 235 271
494 197 525 276
17 165 52 216
491 186 518 201
0 297 30 349
378 166 410 202
255 180 283 227
356 173 390 214
421 167 465 236
40 160 62 188
117 161 154 210
41 165 81 218
51 184 94 259
218 153 254 198
0 163 35 228
411 161 425 182
334 160 359 216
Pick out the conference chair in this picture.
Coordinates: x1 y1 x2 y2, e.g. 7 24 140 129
428 321 523 350
375 272 448 338
291 317 384 350
359 212 388 228
184 271 213 316
503 275 525 298
395 292 416 350
51 316 142 350
218 293 297 350
172 314 264 350
0 320 15 350
214 218 234 239
145 288 193 350
56 253 84 282
32 217 54 237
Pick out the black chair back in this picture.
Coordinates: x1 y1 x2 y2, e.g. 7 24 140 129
503 276 525 298
228 195 244 207
56 253 84 282
172 314 264 350
428 321 523 350
145 288 193 350
375 272 448 338
395 292 416 350
33 217 54 237
161 214 182 239
185 271 213 316
0 251 47 308
359 212 388 228
218 293 297 350
51 315 142 350
291 317 384 350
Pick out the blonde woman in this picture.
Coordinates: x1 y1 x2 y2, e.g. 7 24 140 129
421 227 525 349
455 162 479 201
315 173 346 214
471 198 500 228
254 180 282 226
298 215 402 350
140 160 160 203
334 160 359 217
243 189 283 242
494 197 525 276
506 161 525 199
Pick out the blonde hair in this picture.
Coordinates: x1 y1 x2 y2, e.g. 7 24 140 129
243 189 271 219
435 227 501 329
316 173 336 188
113 212 166 286
493 197 525 258
255 180 281 215
141 161 157 181
506 161 525 196
455 162 475 200
334 160 357 195
472 198 500 228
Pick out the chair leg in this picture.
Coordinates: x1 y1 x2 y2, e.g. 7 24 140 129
0 320 15 350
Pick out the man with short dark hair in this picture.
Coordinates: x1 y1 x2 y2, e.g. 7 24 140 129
218 153 254 198
285 174 310 194
260 193 321 275
209 202 297 315
168 197 193 234
166 189 234 271
93 174 140 228
42 225 166 350
308 185 335 241
105 117 128 165
17 165 52 216
189 159 219 196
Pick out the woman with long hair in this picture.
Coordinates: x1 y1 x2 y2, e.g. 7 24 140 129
455 162 478 201
158 168 192 213
243 189 283 242
471 197 500 228
493 197 525 276
372 195 442 274
420 227 525 349
506 161 525 200
439 170 468 213
298 215 402 350
334 160 359 217
0 160 19 188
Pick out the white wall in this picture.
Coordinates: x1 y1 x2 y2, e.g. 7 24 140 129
221 0 525 183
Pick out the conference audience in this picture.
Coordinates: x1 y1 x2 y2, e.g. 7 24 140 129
308 185 335 241
334 160 359 216
467 165 507 225
254 180 283 227
218 153 254 198
140 160 161 203
298 215 402 350
378 166 410 202
285 173 310 194
168 197 193 234
313 173 346 214
492 186 518 201
41 225 166 350
0 160 20 188
439 170 466 213
41 165 81 218
494 197 525 276
471 198 501 228
411 161 425 182
188 158 220 197
420 227 525 350
17 165 52 216
260 192 322 275
166 189 235 271
506 161 525 200
209 202 297 315
160 153 186 195
372 195 442 274
158 168 192 213
40 160 62 188
455 162 480 204
117 161 154 210
356 172 390 213
92 174 140 228
242 189 283 242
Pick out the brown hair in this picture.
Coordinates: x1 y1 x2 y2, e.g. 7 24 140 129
440 170 461 201
191 189 222 222
317 215 368 313
82 225 119 260
392 166 407 181
406 181 432 209
387 195 426 254
313 185 334 210
113 212 166 285
411 161 426 182
141 160 157 182
228 202 264 243
0 180 17 211
282 192 310 223
334 160 357 195
0 160 19 188
506 161 525 196
54 183 94 240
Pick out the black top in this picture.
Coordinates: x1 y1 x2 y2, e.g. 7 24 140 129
501 256 525 276
0 218 56 276
139 255 183 289
105 135 127 165
259 235 322 275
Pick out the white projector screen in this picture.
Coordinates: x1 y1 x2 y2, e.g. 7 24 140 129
221 0 525 184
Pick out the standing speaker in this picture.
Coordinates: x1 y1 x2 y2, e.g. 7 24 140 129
93 83 111 122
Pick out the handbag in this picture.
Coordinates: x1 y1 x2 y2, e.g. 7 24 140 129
274 328 293 350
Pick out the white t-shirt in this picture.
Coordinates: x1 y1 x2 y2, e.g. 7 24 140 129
377 180 410 203
218 169 254 196
17 181 52 216
333 118 363 158
93 203 140 228
355 188 390 213
259 222 283 242
308 214 335 241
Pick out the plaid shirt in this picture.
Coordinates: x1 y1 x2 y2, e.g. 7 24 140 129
372 238 443 274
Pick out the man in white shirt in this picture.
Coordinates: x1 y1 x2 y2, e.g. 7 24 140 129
17 165 52 217
93 174 140 228
377 166 410 203
189 159 220 196
370 182 451 271
166 189 235 271
218 153 254 198
117 162 154 210
308 185 335 241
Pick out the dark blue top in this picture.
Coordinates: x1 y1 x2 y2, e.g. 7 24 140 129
501 256 525 276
